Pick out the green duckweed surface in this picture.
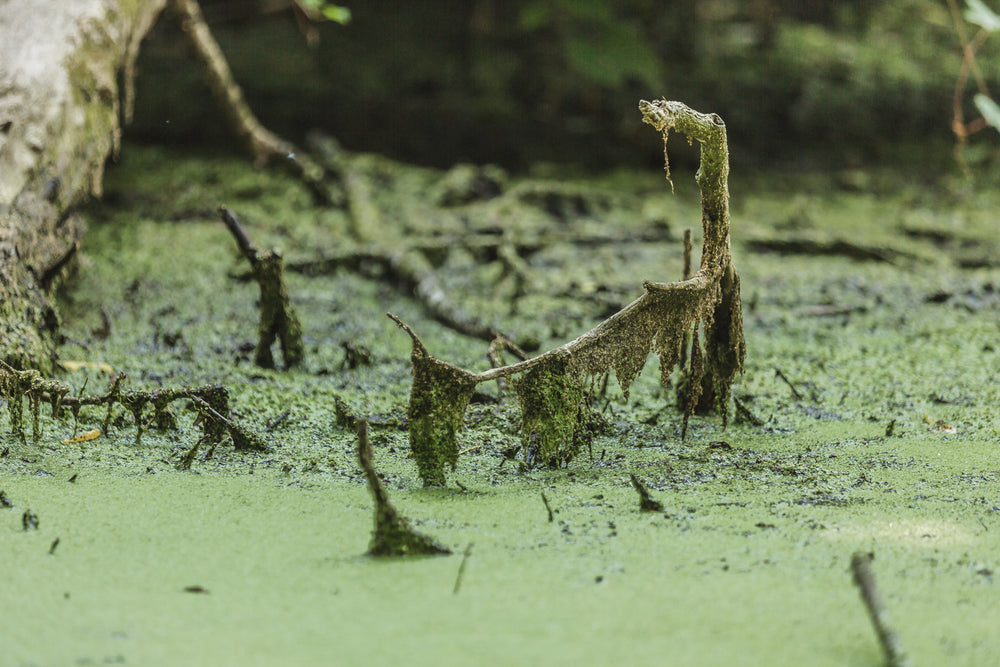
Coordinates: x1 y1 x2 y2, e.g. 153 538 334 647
3 144 1000 665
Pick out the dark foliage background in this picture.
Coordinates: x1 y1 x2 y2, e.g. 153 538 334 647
131 0 997 171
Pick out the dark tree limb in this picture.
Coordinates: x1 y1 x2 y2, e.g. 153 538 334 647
170 0 332 204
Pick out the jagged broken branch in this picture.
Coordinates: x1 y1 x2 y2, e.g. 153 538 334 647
391 99 746 486
220 206 305 369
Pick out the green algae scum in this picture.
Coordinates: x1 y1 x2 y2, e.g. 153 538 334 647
4 98 1000 664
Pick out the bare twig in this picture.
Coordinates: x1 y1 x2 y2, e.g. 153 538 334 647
774 367 803 401
733 395 765 426
357 420 451 557
629 473 664 512
171 0 331 203
851 552 909 667
452 542 474 594
541 491 554 522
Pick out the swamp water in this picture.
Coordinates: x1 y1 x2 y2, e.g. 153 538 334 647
3 144 1000 665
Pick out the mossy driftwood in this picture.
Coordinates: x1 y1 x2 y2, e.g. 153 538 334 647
219 206 304 369
0 0 169 372
0 360 266 456
392 100 746 486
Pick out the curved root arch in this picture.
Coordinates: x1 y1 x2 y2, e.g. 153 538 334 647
393 99 746 486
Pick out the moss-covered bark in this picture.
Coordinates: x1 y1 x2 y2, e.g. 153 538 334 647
0 0 168 371
393 100 746 485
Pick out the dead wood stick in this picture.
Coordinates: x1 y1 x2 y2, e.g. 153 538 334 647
219 205 258 264
851 552 909 667
452 543 474 594
306 133 383 241
357 420 451 556
171 0 331 203
629 473 664 512
219 206 304 369
540 491 555 522
774 367 804 401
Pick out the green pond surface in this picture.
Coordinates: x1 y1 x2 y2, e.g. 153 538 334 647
3 143 1000 666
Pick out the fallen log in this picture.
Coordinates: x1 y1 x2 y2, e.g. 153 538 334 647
0 0 169 371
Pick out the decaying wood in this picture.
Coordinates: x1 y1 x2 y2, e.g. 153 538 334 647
0 0 169 371
392 100 747 486
356 419 451 557
219 206 304 369
170 0 331 203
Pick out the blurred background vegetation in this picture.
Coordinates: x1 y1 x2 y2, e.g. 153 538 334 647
130 0 1000 173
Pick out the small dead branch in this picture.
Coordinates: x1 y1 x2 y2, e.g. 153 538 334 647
306 132 383 241
629 473 664 512
733 395 765 426
357 420 451 557
774 367 804 402
745 237 910 263
851 552 909 667
294 246 522 350
452 542 474 594
219 206 304 369
540 491 555 522
171 0 332 203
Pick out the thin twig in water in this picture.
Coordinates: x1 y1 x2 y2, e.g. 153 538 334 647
851 552 909 667
357 420 451 557
541 491 554 522
453 543 474 594
630 474 664 512
774 367 804 401
733 395 765 426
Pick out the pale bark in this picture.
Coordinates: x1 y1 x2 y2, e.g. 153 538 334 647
0 0 167 371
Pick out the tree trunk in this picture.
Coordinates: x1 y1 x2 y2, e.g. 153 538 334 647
0 0 168 371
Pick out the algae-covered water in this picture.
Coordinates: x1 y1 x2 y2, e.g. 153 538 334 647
3 144 1000 665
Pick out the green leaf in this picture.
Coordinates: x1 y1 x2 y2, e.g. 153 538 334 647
974 93 1000 131
295 0 351 24
321 5 351 24
965 0 1000 32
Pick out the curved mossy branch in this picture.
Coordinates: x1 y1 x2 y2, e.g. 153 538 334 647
639 98 733 279
392 99 745 486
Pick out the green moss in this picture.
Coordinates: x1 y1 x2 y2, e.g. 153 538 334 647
513 356 586 467
251 250 305 369
407 352 478 486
